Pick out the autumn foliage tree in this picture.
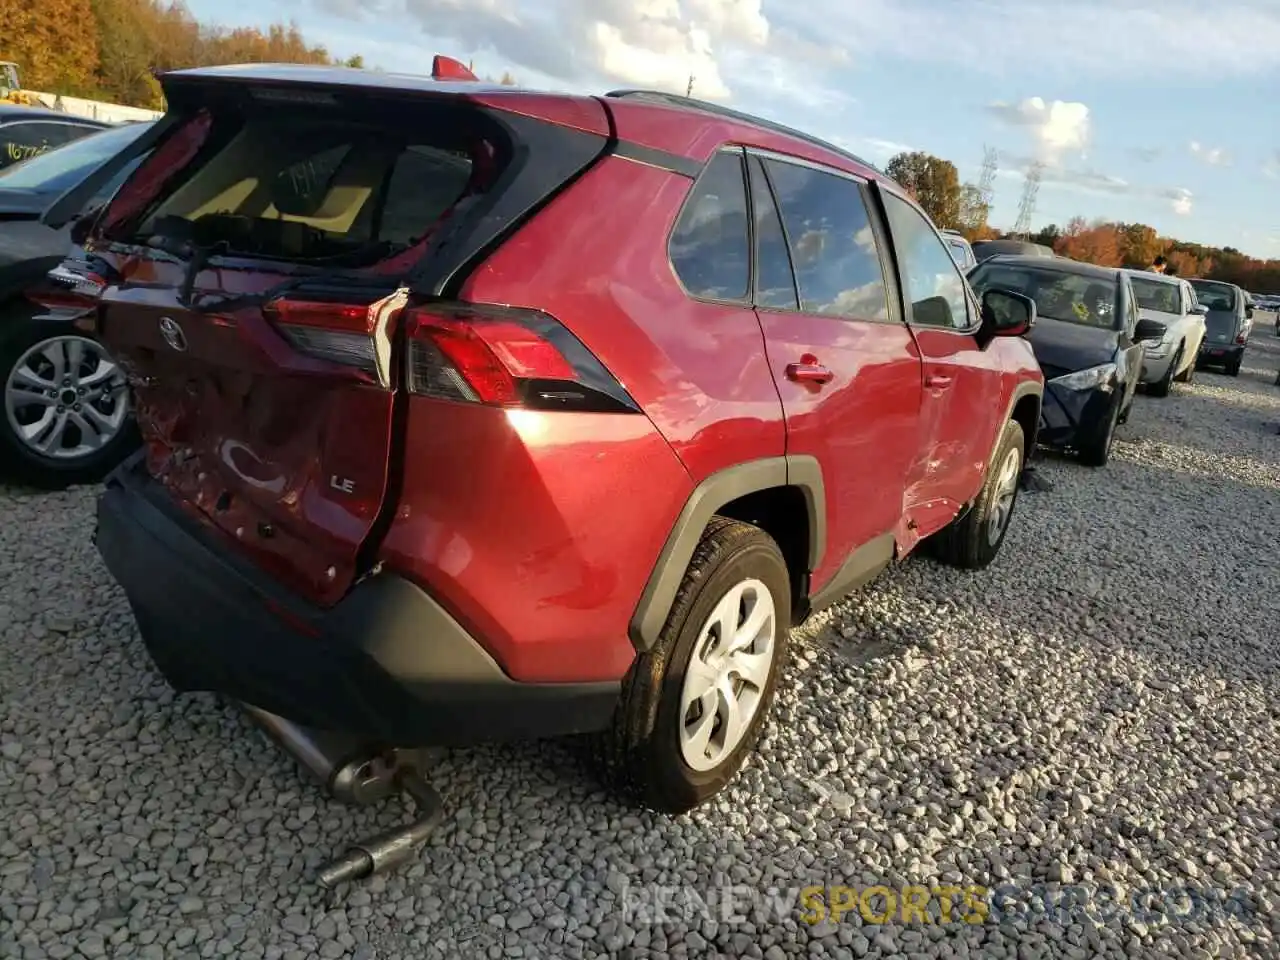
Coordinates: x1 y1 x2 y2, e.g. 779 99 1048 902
4 0 352 108
1 0 101 94
885 151 963 230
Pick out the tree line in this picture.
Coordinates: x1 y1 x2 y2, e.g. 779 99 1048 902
4 0 521 109
884 150 1280 294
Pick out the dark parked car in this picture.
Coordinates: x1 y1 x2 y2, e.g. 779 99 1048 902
0 120 153 486
968 255 1165 466
971 239 1056 263
74 64 1044 839
0 105 112 171
1189 278 1251 375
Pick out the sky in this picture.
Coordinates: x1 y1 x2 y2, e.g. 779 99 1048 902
184 0 1280 259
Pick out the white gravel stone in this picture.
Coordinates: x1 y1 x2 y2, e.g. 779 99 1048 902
1 339 1278 959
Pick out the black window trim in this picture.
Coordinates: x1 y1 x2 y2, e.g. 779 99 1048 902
664 144 755 308
745 153 800 312
871 181 984 337
744 146 906 328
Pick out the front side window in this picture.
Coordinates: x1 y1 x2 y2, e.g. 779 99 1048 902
762 158 889 321
881 192 971 330
669 150 751 302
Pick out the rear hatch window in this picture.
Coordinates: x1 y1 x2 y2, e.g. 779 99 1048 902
87 80 608 604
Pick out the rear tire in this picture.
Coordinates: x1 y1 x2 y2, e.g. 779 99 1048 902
1227 358 1242 377
599 517 791 814
931 419 1025 570
0 311 139 489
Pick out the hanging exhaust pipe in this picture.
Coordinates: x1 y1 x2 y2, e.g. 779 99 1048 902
241 704 444 886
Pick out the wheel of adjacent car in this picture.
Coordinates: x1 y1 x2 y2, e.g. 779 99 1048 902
1226 358 1242 377
600 516 791 814
1078 395 1121 468
1150 347 1181 397
930 419 1025 570
0 314 139 489
1174 350 1196 384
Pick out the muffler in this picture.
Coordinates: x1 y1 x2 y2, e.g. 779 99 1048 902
241 704 444 887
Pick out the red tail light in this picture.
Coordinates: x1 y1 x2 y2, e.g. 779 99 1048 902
263 291 404 384
404 302 638 413
28 263 107 311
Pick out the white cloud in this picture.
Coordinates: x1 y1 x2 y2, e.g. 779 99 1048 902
987 98 1090 161
780 0 1280 82
312 0 792 99
1167 188 1194 215
1189 141 1232 166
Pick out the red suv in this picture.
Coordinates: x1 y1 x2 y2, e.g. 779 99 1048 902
67 64 1043 814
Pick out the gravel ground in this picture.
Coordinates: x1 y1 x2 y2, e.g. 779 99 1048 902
2 336 1279 960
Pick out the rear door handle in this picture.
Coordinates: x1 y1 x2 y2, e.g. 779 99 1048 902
786 360 834 384
925 373 954 389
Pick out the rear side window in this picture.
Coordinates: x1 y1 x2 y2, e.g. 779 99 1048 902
669 150 750 302
762 158 889 321
129 113 489 265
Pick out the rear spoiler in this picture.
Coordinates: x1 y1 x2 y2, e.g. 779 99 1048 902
431 55 478 82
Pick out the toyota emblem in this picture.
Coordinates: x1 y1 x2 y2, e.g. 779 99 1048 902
158 316 188 352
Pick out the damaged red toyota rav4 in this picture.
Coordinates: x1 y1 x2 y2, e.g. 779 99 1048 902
49 60 1043 868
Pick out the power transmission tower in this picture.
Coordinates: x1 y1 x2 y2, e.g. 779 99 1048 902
1013 161 1043 239
686 75 695 97
977 146 999 211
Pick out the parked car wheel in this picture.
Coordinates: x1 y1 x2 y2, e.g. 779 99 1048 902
1078 396 1121 467
600 516 791 814
0 311 138 489
931 419 1025 570
1226 358 1242 377
1148 347 1182 398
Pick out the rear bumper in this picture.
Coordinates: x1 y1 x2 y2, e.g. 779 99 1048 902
95 453 620 746
1037 383 1112 448
1197 343 1244 365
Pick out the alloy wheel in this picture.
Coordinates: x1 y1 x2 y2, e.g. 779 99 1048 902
4 336 129 461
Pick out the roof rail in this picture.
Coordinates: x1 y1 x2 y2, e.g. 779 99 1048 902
603 89 882 173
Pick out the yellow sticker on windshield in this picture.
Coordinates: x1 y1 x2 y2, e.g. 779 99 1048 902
1072 301 1090 322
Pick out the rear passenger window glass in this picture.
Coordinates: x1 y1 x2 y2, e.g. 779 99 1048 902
748 156 798 311
669 150 750 302
881 192 972 330
762 158 889 321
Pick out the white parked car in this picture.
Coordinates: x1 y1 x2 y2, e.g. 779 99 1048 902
1122 270 1207 397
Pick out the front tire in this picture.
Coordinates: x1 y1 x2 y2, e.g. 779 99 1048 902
0 312 139 489
1078 395 1120 467
600 517 791 815
1174 352 1196 383
1149 348 1181 397
931 419 1025 570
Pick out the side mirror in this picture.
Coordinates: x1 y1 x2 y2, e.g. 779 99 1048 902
1134 316 1167 342
1191 303 1208 316
1245 305 1254 319
980 287 1037 340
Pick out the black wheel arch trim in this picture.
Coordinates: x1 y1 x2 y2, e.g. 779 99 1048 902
628 455 825 652
992 379 1043 464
